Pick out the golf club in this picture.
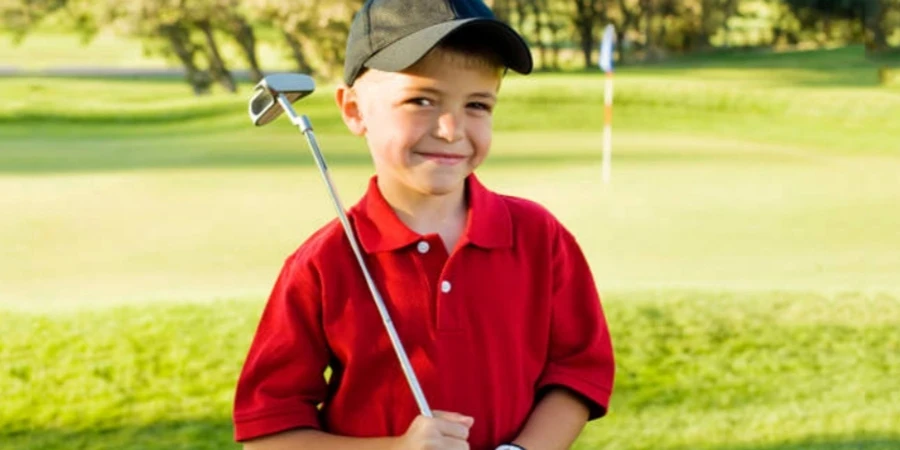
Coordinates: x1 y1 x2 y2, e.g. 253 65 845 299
248 73 433 419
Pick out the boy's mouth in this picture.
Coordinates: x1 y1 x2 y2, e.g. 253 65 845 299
415 152 467 165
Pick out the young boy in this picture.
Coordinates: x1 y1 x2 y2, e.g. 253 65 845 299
233 1 615 449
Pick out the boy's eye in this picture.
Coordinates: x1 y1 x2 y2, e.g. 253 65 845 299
467 102 493 112
406 97 434 107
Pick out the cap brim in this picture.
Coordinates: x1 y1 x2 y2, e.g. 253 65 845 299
363 18 533 77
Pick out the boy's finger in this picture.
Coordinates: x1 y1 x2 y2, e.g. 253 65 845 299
432 410 475 427
434 418 471 440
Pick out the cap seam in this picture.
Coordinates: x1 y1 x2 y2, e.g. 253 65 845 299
365 4 374 69
447 0 459 17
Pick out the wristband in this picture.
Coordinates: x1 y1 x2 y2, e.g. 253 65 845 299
496 444 526 450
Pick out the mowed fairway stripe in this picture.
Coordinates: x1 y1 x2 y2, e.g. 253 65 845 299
2 132 899 311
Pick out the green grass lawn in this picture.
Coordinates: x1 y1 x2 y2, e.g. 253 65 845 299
1 45 899 448
2 291 898 449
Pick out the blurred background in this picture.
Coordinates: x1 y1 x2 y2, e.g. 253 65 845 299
1 0 899 449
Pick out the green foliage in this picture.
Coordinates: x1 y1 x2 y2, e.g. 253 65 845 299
0 0 67 42
4 0 900 89
783 0 867 18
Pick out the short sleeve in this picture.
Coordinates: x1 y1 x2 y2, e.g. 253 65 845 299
536 223 615 419
233 252 330 441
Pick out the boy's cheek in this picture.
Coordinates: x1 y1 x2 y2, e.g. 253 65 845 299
473 123 493 147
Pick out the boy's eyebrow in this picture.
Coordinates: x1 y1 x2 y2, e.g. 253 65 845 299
405 86 497 101
470 92 497 101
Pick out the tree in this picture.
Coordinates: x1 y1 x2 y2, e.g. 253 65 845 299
243 0 315 75
524 0 549 69
491 0 512 23
194 17 237 92
0 0 67 42
784 0 866 44
640 0 656 58
689 0 739 50
182 0 238 92
158 22 213 94
100 0 215 94
216 0 264 83
244 0 362 80
861 0 890 53
572 0 606 67
544 0 569 69
608 0 641 62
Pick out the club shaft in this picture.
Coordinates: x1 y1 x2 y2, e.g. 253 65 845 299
276 94 433 418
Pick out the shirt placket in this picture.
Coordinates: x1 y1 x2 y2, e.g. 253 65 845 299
412 234 463 331
436 245 465 333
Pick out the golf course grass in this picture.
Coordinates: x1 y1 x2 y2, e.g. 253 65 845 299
2 44 898 449
3 291 898 449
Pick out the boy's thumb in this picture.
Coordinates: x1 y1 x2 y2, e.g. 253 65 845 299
433 410 475 428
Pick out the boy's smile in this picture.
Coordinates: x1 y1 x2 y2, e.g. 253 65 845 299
337 48 502 202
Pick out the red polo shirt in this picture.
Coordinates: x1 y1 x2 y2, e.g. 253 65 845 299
233 175 614 449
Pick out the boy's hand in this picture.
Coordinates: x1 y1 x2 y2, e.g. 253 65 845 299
396 410 474 450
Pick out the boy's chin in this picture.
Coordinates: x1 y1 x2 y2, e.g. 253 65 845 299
412 175 468 197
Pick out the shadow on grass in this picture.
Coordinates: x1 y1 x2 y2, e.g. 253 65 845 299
1 419 239 450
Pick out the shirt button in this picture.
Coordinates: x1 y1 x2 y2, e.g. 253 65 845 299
417 241 430 254
440 280 452 293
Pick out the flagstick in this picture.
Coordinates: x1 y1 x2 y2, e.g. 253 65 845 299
602 70 614 184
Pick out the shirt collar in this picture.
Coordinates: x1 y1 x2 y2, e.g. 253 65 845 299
351 174 513 253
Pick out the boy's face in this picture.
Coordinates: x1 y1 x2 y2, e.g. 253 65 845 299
337 49 502 198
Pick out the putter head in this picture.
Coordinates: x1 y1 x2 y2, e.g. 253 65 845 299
249 74 316 126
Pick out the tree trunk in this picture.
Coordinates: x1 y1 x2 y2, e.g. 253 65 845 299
723 0 737 48
228 15 263 83
529 0 547 70
283 30 314 75
616 0 638 64
196 19 236 93
656 15 668 54
864 0 889 54
547 6 562 70
642 0 656 60
579 22 595 68
873 0 888 51
550 24 561 70
771 25 784 46
159 23 211 95
696 0 714 50
540 0 562 69
573 0 597 68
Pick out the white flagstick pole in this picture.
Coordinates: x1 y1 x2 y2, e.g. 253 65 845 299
599 24 616 185
602 70 614 184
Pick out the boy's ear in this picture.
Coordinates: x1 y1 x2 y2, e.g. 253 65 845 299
335 85 366 136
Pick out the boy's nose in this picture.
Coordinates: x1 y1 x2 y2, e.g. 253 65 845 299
435 111 464 143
